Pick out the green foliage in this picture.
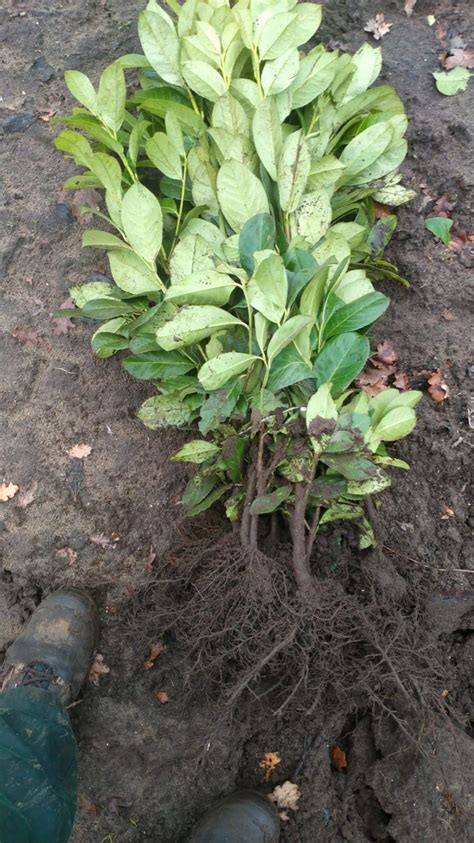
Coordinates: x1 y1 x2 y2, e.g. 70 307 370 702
56 0 419 575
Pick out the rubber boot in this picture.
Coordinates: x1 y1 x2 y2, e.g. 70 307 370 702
188 789 280 842
0 589 98 705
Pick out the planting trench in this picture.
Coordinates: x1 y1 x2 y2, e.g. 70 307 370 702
0 0 473 840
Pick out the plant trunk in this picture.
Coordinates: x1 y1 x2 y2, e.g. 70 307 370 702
292 482 313 593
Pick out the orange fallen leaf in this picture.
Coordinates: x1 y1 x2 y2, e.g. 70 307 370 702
364 13 392 40
155 690 170 704
259 751 281 782
0 483 19 502
67 443 92 459
427 369 449 403
331 746 348 770
89 653 110 686
144 640 166 670
15 480 38 508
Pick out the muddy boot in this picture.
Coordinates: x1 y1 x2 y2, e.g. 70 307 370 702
188 789 280 842
0 588 98 705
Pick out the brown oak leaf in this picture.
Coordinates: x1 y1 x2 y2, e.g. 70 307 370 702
427 369 449 403
443 48 474 70
376 340 397 365
55 547 78 565
11 325 51 351
404 0 417 16
364 13 392 40
67 443 92 459
393 372 410 391
52 298 75 336
89 653 110 686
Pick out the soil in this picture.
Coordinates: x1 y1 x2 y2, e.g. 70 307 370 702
0 0 473 841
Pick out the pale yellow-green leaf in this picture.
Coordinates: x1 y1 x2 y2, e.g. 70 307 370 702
171 440 220 464
198 352 258 390
292 190 332 245
97 62 126 133
277 129 310 213
156 305 243 350
341 44 382 102
146 132 182 180
252 98 283 180
292 3 322 45
216 160 269 231
308 154 345 188
372 407 417 442
261 48 299 95
165 111 185 157
247 249 287 324
109 249 162 294
164 270 236 306
290 49 339 108
138 10 182 86
312 231 350 279
212 93 250 136
306 382 338 455
182 61 226 102
64 70 98 114
121 183 163 263
267 315 312 361
333 269 374 304
138 393 193 429
258 12 299 61
169 233 215 281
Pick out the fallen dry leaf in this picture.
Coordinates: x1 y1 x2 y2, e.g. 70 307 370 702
145 544 156 575
89 653 110 686
374 203 391 219
435 23 447 48
427 369 449 403
52 298 75 337
259 751 281 783
269 781 301 815
441 688 449 698
364 13 392 40
15 480 38 508
79 798 98 814
376 339 397 365
67 443 92 459
393 372 410 391
404 0 417 16
448 226 474 253
90 533 119 549
431 193 455 218
444 48 474 70
55 547 78 565
331 746 348 770
69 188 101 223
155 690 170 704
356 363 396 396
0 483 19 502
144 641 167 670
427 15 436 26
11 325 51 351
440 506 455 520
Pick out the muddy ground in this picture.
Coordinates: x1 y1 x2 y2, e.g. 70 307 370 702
1 0 473 840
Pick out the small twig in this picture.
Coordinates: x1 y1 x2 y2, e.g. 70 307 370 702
227 628 296 706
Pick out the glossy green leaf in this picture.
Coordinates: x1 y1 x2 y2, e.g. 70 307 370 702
165 271 236 306
267 345 314 391
314 332 370 396
247 250 287 324
182 61 226 102
64 70 98 114
250 485 292 515
285 248 318 306
323 292 389 340
122 351 194 380
82 298 137 320
425 216 453 245
198 352 258 391
239 213 276 275
372 407 417 442
121 183 163 263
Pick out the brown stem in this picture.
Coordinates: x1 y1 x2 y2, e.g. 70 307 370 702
292 482 313 592
240 446 257 548
249 429 266 549
306 505 321 565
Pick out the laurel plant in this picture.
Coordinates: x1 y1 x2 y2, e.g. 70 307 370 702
55 0 421 590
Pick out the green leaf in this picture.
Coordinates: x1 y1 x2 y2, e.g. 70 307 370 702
217 160 270 231
186 483 228 517
182 472 217 511
278 129 311 213
170 234 215 281
293 190 332 245
250 485 292 515
247 250 288 324
239 213 276 275
122 351 194 380
91 331 129 358
64 70 98 114
267 345 314 391
290 49 339 109
433 68 471 96
97 62 126 133
306 383 338 455
258 12 299 61
308 154 345 188
369 389 422 426
146 132 182 180
156 305 243 350
69 282 115 307
82 230 129 251
212 93 249 136
425 216 453 245
182 61 226 102
128 119 151 167
198 386 241 435
292 2 323 45
320 453 377 481
267 315 312 361
82 298 137 320
198 352 258 391
116 53 151 69
323 292 389 340
170 440 220 464
347 471 391 496
261 48 300 96
165 110 185 157
165 271 236 307
339 123 392 180
285 248 318 306
341 44 382 102
222 435 247 482
121 183 163 263
372 407 417 442
333 269 374 304
109 250 162 294
314 332 370 396
55 130 93 168
252 98 283 181
138 9 182 86
319 502 364 525
137 392 193 429
369 215 397 257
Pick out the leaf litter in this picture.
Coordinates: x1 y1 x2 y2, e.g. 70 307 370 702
0 483 19 502
259 751 281 782
11 325 51 351
269 781 301 822
52 298 75 336
89 653 110 686
67 443 92 459
355 340 409 396
144 641 166 670
364 14 392 40
15 480 38 508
